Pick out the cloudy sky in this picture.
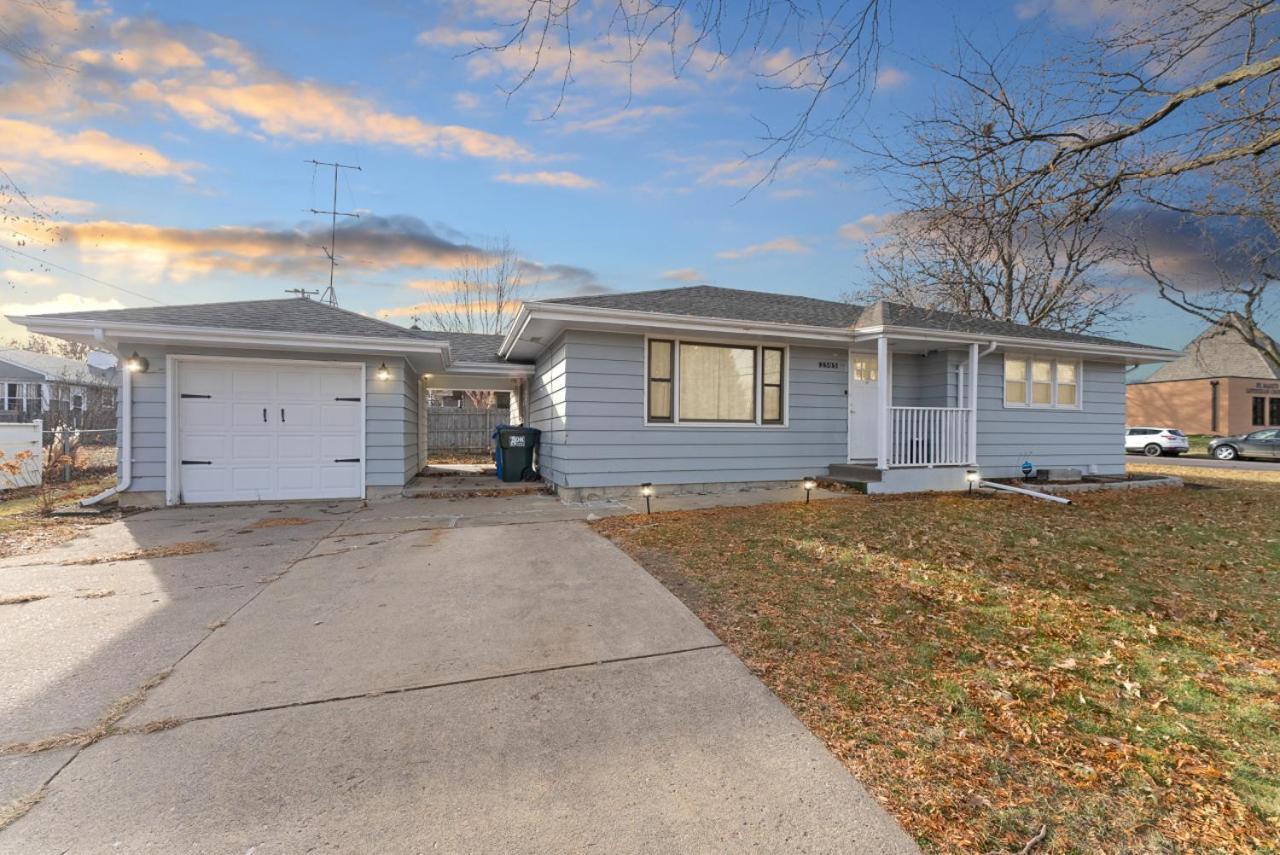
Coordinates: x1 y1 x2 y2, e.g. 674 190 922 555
0 0 1268 351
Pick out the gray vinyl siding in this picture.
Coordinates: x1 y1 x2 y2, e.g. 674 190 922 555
400 363 420 481
536 331 846 489
975 355 1126 477
0 362 47 382
529 333 567 484
117 344 416 495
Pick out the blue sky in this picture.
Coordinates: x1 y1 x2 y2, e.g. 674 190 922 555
0 0 1263 352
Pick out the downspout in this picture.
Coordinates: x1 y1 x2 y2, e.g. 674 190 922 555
81 362 130 506
979 479 1072 505
966 340 998 466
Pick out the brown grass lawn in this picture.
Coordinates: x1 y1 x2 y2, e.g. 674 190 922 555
595 465 1279 854
0 475 120 557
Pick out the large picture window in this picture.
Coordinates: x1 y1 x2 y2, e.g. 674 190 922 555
645 338 787 425
1004 354 1082 409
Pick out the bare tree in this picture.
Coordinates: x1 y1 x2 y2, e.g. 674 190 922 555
1127 155 1280 366
5 334 92 361
853 52 1129 333
413 238 531 336
462 0 885 185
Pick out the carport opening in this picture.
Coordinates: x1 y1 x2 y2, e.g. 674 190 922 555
420 387 511 476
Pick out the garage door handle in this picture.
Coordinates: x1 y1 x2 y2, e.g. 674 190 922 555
281 408 286 423
335 396 361 402
181 460 212 465
263 407 267 423
180 393 212 399
334 458 360 463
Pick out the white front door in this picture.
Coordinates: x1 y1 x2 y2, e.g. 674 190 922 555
176 360 364 503
847 352 879 461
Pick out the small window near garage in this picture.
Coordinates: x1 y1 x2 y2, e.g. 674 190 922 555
72 394 83 410
1254 396 1267 426
762 347 784 424
1004 354 1081 409
647 339 674 422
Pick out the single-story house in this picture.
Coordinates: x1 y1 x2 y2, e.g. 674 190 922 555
1126 318 1280 436
0 347 118 428
9 286 1179 506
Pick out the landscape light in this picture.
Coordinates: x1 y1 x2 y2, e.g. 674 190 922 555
376 362 391 381
803 476 817 504
640 482 654 514
125 352 148 373
965 469 980 493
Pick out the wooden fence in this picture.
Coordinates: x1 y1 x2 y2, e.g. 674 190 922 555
425 406 510 454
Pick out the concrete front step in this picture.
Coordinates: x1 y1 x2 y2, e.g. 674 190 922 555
826 463 882 483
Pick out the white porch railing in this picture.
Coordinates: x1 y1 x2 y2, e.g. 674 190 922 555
888 407 970 467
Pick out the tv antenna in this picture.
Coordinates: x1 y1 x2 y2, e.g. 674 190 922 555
305 159 362 307
285 287 320 300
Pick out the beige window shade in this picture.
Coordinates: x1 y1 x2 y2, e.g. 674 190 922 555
679 343 756 421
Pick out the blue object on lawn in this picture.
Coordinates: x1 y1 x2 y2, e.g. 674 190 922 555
1021 460 1034 477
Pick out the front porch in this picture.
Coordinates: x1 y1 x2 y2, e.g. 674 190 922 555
835 335 990 493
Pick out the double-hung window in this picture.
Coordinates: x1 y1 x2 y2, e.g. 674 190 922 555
1004 354 1082 409
646 338 787 425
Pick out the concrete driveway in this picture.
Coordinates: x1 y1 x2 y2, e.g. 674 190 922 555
0 492 915 853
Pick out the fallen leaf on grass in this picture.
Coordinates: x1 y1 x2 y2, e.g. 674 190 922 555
74 589 115 599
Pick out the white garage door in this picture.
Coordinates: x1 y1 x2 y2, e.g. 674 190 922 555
177 360 364 503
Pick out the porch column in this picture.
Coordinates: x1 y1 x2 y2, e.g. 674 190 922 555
876 335 889 469
968 341 979 465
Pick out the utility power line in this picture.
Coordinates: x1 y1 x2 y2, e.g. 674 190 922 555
0 244 164 305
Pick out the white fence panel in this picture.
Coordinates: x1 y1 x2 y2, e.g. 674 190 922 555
0 420 42 489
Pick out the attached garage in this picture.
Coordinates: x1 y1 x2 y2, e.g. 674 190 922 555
172 357 365 504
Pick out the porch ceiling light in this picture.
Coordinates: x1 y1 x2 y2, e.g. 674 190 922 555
376 362 391 381
125 352 148 373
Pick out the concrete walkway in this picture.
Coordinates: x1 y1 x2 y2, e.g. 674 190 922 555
0 492 915 853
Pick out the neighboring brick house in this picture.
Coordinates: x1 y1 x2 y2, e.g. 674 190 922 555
1126 320 1280 436
0 348 118 429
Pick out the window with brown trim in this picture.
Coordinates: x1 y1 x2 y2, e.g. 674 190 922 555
1253 396 1267 426
647 339 673 421
761 347 784 423
1270 397 1280 427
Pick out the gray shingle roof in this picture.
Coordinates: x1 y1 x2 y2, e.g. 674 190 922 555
0 348 115 385
412 330 508 364
22 298 428 341
544 285 1167 351
1143 319 1280 382
542 285 864 328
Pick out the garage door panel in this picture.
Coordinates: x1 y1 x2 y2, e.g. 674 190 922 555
319 369 362 398
231 433 274 461
177 360 365 504
319 404 360 429
232 369 274 398
180 400 229 428
181 433 229 461
320 434 361 459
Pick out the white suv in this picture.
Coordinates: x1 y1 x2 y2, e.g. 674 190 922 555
1125 427 1190 457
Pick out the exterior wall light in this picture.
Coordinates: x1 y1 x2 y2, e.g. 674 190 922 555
803 476 817 503
125 352 149 373
376 362 392 381
640 482 654 514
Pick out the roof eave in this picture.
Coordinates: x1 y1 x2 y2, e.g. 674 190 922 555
9 315 453 360
854 324 1182 362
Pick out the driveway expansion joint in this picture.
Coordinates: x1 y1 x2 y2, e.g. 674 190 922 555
132 642 728 732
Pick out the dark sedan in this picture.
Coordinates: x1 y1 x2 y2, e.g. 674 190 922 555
1208 429 1280 461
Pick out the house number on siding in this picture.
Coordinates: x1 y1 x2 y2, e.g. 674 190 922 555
817 360 842 370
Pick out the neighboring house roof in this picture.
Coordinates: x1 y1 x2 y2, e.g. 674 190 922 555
1142 319 1280 382
0 348 114 386
22 297 427 341
545 285 1166 352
